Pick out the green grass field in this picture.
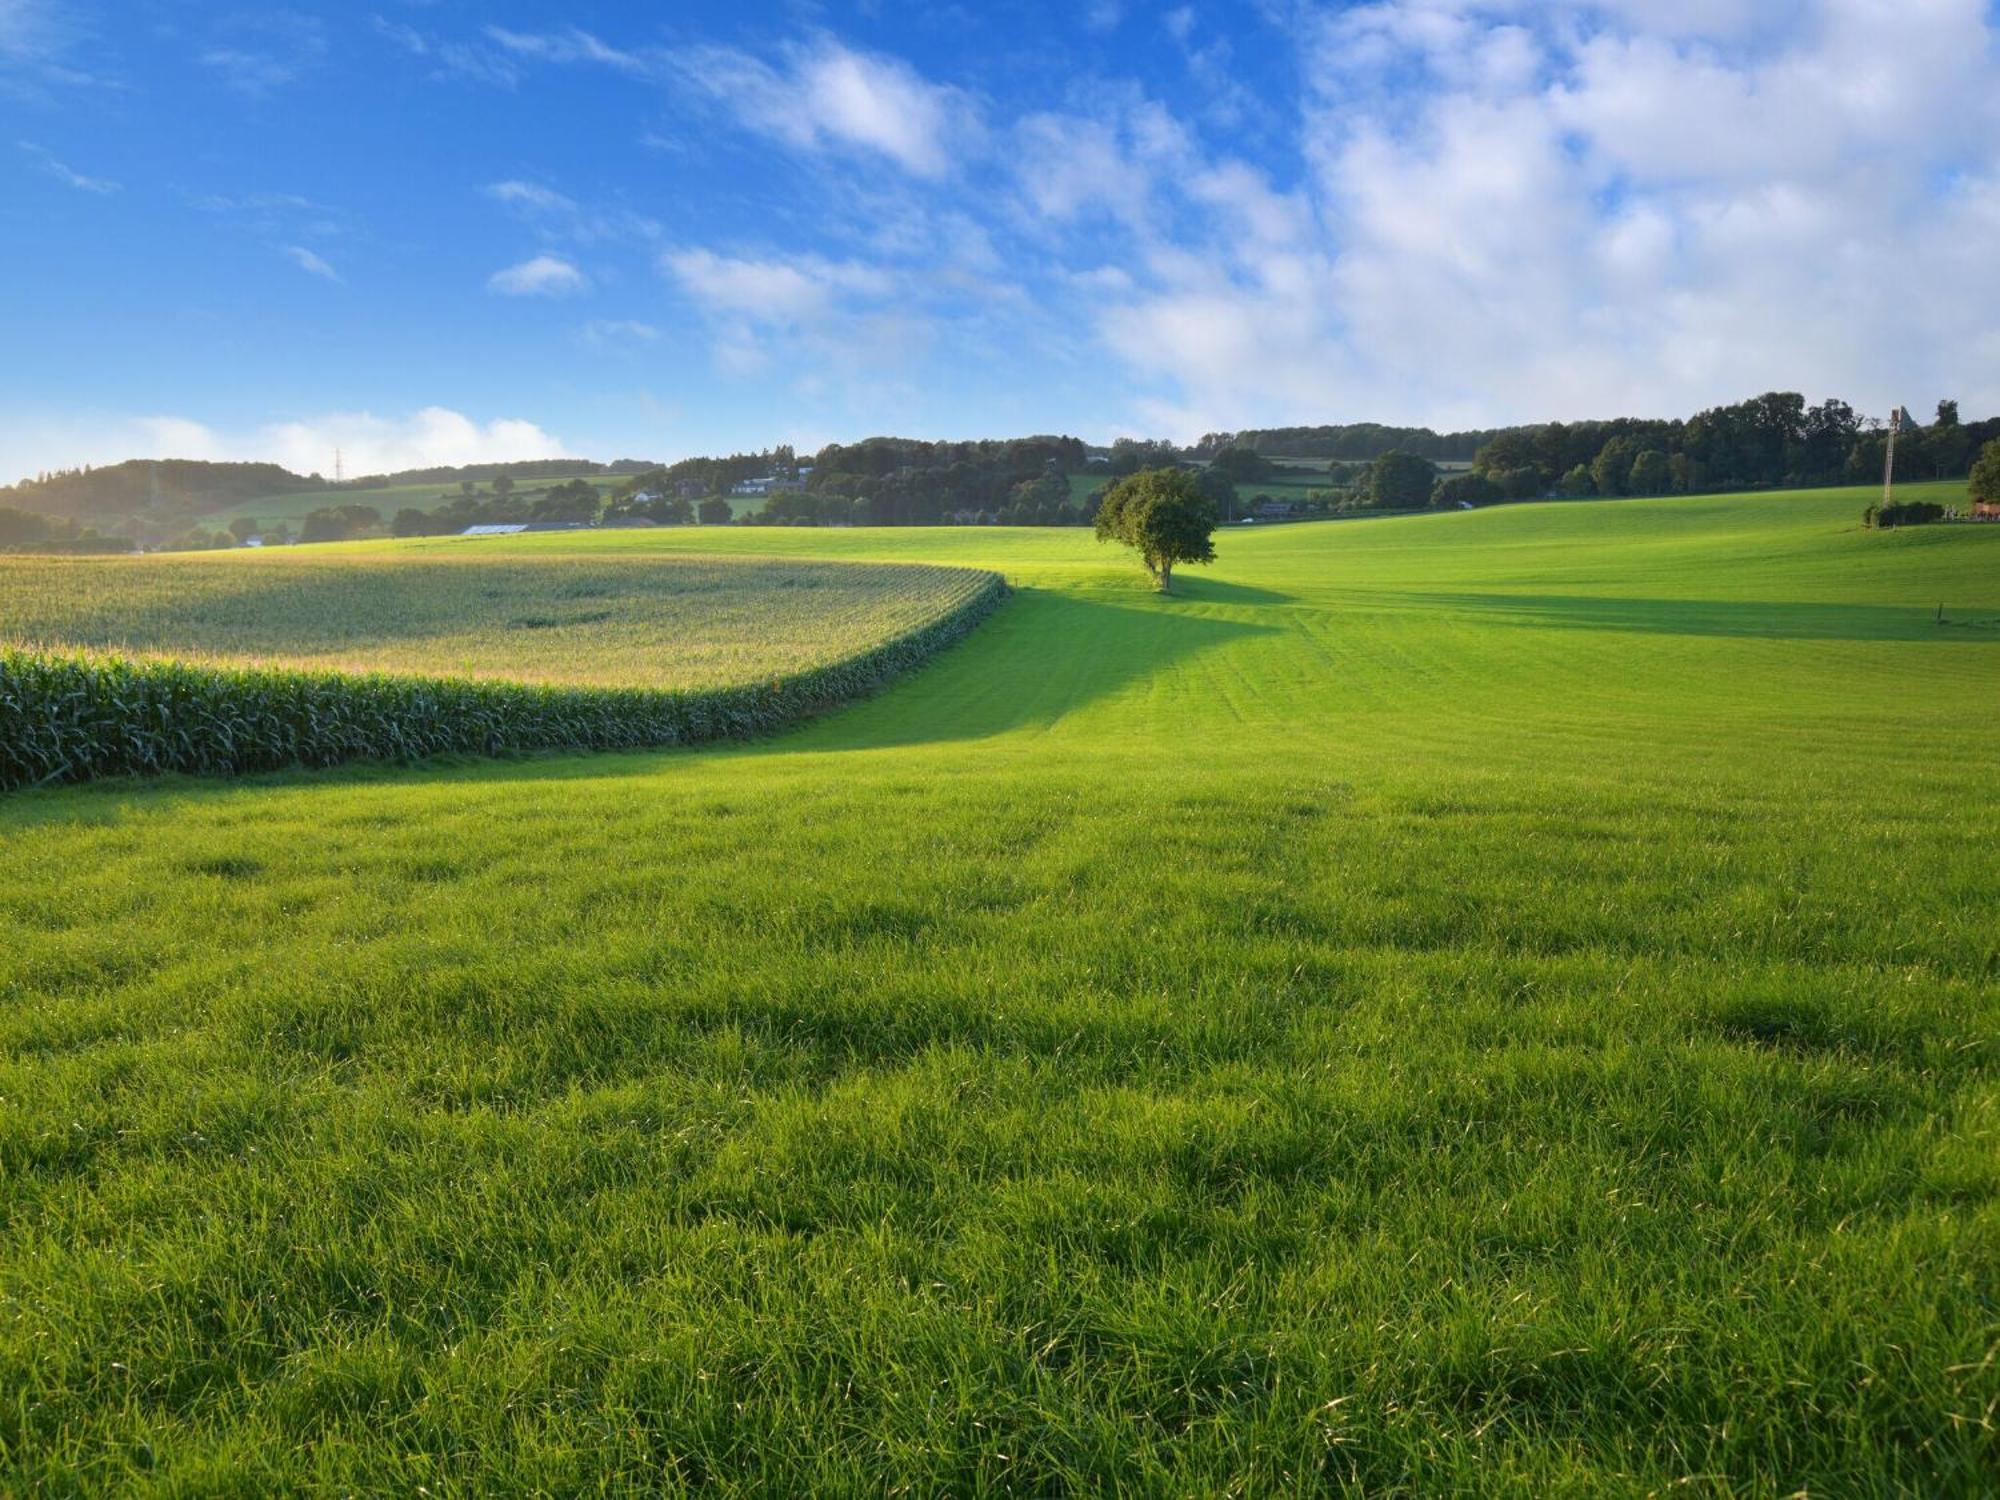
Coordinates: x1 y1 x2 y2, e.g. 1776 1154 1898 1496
0 550 994 690
3 483 1997 1493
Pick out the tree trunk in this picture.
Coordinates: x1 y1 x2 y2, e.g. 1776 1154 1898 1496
1157 560 1173 593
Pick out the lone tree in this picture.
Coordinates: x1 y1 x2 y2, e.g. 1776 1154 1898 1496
1095 467 1218 593
1364 449 1437 510
1970 439 2000 508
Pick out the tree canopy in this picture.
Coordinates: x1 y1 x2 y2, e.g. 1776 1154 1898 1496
1433 473 1503 509
1094 468 1218 593
1364 450 1438 510
1970 439 2000 506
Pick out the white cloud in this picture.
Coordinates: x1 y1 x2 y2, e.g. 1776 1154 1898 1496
579 318 660 348
372 15 520 87
487 254 589 297
29 7 1993 451
199 49 294 96
196 13 327 97
17 139 118 193
0 407 570 487
0 0 107 92
482 179 659 245
132 417 224 461
661 248 944 382
1085 1 1124 33
0 0 48 54
1011 100 1190 226
486 179 575 214
1031 0 2000 434
664 248 894 324
673 36 978 177
284 245 341 282
258 407 570 477
485 26 655 77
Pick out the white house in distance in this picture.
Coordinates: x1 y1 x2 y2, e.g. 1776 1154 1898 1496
730 466 811 497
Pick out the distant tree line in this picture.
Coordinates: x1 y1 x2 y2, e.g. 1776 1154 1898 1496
9 393 1997 551
0 506 134 553
1197 422 1510 463
1 461 317 523
802 437 1088 525
1200 394 2000 504
387 479 608 537
0 457 671 546
1461 393 1997 500
1299 394 2000 517
338 458 656 491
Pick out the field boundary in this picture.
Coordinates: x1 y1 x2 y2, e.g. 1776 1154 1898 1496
0 569 1006 791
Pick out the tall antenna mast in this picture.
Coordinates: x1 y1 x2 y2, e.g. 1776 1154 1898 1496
334 447 345 485
1881 408 1902 509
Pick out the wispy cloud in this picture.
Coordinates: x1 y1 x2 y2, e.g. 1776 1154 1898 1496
664 248 893 325
579 319 660 349
482 178 659 246
485 26 656 77
371 15 519 88
486 179 576 215
17 139 118 193
199 12 325 98
671 36 979 178
488 254 589 297
0 0 111 93
660 247 953 380
285 245 340 282
1084 2 1124 34
488 23 977 179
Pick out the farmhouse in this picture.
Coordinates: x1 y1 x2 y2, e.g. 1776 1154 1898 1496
459 521 592 537
731 475 805 497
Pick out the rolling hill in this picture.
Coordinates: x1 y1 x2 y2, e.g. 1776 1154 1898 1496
2 483 1996 1492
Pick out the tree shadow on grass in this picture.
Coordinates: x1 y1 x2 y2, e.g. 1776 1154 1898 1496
1388 592 2000 643
1169 573 1297 606
795 585 1281 750
0 587 1279 820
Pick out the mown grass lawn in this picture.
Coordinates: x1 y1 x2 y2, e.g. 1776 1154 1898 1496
3 483 1996 1493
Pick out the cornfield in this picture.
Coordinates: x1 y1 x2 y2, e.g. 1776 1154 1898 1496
0 571 1004 790
0 551 1000 689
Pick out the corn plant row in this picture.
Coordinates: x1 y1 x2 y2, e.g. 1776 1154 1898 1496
0 572 1006 791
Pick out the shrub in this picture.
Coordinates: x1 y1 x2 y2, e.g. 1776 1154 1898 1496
1970 439 2000 506
1869 500 1945 530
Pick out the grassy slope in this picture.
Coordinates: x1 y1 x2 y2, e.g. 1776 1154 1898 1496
3 483 1998 1493
0 552 994 690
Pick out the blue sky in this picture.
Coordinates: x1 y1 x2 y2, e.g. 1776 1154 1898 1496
4 0 1998 481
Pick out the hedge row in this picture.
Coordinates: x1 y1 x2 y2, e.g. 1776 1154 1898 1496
0 571 1006 791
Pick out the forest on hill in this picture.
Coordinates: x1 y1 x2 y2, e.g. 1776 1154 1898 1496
5 392 1995 548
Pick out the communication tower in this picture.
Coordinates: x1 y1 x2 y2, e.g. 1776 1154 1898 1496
1881 407 1908 508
